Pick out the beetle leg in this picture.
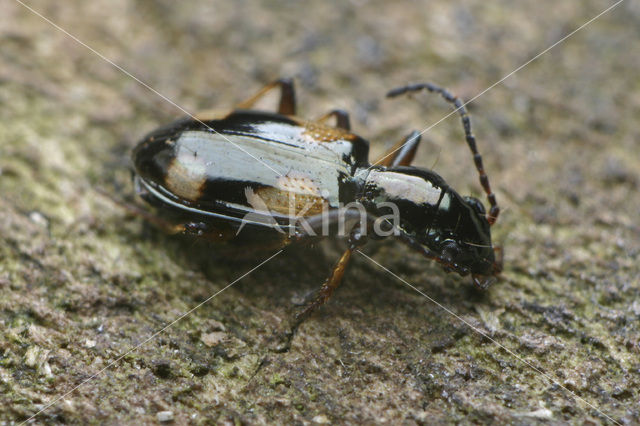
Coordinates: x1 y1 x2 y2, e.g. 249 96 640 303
396 231 499 288
374 130 422 167
291 227 367 332
180 221 239 241
396 231 444 264
96 187 187 234
235 78 296 115
315 109 351 130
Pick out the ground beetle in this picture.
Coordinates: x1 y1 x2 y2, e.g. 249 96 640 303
131 78 501 329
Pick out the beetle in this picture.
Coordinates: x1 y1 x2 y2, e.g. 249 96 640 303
131 78 501 330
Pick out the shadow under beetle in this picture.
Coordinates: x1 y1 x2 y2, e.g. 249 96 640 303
131 78 502 331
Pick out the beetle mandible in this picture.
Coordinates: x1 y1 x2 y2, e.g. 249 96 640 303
131 78 501 330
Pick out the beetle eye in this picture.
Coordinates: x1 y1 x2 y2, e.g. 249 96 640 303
464 196 486 215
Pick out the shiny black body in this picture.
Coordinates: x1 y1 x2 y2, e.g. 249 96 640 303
358 165 496 279
131 79 501 330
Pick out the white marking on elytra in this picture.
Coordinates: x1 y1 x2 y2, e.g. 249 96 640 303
439 193 451 211
165 143 208 201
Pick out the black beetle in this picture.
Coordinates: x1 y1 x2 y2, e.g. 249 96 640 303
131 78 501 328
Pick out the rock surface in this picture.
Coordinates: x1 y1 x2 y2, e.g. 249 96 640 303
1 0 638 424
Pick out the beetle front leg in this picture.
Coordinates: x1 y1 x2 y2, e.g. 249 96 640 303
235 78 296 115
374 130 422 167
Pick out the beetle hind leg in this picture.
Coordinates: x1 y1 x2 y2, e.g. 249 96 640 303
96 187 187 234
236 78 296 115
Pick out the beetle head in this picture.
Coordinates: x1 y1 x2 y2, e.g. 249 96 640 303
362 166 500 284
427 191 499 282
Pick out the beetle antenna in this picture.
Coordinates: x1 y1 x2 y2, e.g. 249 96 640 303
387 83 499 225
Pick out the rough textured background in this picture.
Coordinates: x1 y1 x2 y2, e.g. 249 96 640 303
1 0 639 424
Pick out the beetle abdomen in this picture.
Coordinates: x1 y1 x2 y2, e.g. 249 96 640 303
133 112 369 223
